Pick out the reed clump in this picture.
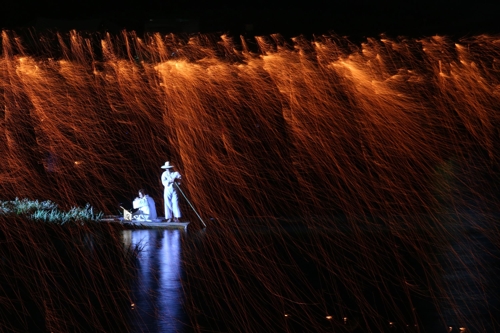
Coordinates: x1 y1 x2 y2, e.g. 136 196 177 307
0 198 103 224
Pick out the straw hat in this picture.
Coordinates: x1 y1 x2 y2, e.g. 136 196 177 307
160 161 174 169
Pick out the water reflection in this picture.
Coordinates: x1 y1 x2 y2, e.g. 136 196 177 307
119 216 499 333
123 229 188 333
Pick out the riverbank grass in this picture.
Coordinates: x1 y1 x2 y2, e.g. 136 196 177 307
0 198 103 224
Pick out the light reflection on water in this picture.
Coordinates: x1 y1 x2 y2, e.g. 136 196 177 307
119 219 500 333
122 229 189 333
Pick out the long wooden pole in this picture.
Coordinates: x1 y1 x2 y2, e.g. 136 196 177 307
174 183 206 227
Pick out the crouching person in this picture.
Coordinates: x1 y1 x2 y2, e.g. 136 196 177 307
132 189 157 221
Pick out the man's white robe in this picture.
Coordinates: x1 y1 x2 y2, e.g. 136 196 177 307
132 195 157 220
161 170 182 220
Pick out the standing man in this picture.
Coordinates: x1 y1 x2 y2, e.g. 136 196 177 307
160 161 182 222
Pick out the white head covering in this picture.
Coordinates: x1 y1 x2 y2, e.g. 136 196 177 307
161 161 174 169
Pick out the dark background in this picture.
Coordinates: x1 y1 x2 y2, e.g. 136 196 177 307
1 0 499 38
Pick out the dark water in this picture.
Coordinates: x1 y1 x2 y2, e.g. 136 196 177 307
123 229 190 333
124 215 500 333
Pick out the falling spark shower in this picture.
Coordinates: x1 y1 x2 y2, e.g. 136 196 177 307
1 30 500 332
1 30 499 220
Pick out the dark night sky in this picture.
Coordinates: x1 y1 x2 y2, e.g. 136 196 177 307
1 0 499 38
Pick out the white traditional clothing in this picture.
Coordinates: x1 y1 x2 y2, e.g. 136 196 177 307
132 194 157 220
161 165 182 221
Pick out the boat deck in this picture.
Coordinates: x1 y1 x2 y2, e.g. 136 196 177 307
100 216 189 229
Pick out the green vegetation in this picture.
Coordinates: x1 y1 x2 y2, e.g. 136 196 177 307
0 198 103 224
